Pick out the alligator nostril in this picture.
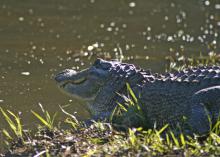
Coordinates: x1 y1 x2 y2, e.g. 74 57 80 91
54 75 63 83
59 69 71 75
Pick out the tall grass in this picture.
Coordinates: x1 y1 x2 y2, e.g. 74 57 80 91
0 107 24 144
59 105 80 130
31 103 57 130
111 83 147 129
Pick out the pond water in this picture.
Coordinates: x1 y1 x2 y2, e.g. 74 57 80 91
0 0 219 131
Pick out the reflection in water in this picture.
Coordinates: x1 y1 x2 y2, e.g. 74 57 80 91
0 0 219 127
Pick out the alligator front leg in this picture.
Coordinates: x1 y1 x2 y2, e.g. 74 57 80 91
187 86 220 135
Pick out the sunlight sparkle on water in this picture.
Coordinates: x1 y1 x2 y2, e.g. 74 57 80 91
87 43 99 51
39 58 44 64
129 2 136 8
18 17 24 21
21 72 30 76
87 46 93 51
205 0 210 6
215 4 220 9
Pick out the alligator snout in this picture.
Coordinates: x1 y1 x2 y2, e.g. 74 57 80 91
55 68 90 86
54 69 77 83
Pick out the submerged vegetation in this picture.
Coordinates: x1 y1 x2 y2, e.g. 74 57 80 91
1 54 220 156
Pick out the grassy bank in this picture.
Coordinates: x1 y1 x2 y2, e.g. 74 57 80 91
0 105 220 157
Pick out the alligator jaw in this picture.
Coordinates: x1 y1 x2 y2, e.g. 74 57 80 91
55 69 88 88
72 77 87 84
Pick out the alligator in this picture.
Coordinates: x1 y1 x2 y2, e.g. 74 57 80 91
55 58 220 135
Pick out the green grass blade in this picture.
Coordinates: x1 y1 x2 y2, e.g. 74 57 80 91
46 149 51 157
157 124 169 135
110 106 118 123
128 128 137 146
166 133 171 147
126 83 137 104
212 120 220 134
2 129 13 140
31 110 51 129
65 118 78 130
7 110 22 137
210 132 220 143
45 111 51 124
116 102 127 112
59 105 79 125
180 133 186 147
170 131 180 148
51 112 57 126
0 107 17 134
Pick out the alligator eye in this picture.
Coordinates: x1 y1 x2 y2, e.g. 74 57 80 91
93 58 112 70
93 58 102 66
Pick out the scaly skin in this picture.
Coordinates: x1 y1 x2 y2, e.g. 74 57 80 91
55 59 220 135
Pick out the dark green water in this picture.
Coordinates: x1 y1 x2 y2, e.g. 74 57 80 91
0 0 219 132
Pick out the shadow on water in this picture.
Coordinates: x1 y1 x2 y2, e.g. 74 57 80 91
0 0 219 135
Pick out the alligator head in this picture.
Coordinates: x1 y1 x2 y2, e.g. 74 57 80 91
54 58 116 102
55 58 143 118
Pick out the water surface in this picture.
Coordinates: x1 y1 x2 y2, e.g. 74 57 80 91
0 0 219 130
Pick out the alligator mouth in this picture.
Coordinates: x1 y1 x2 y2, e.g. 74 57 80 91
55 68 89 88
61 77 87 88
73 77 87 84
